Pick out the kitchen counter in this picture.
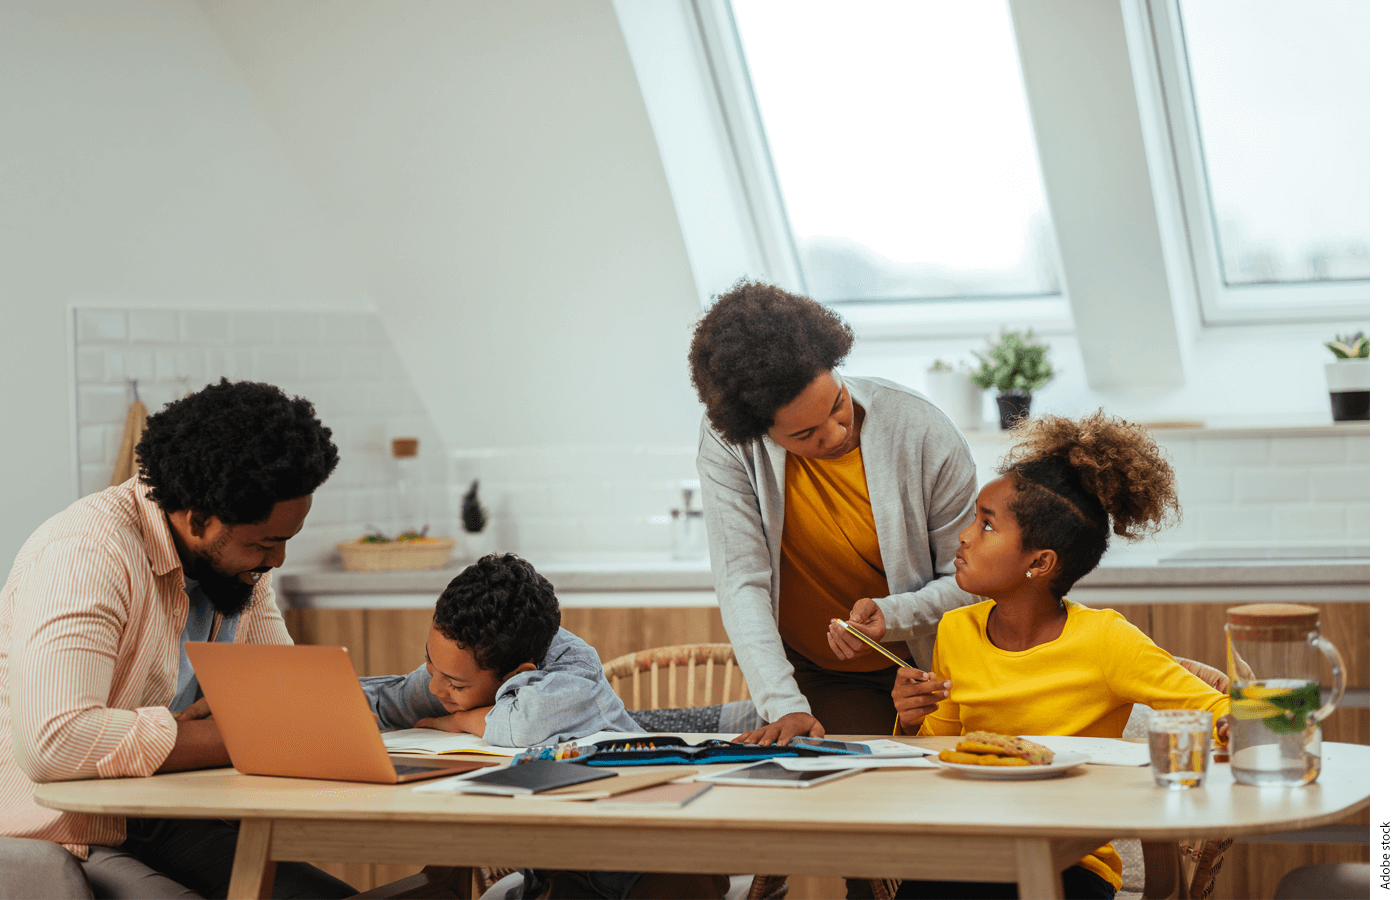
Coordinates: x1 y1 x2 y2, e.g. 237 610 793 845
276 543 1368 608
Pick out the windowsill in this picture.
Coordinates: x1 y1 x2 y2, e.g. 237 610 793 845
836 296 1074 341
959 418 1368 440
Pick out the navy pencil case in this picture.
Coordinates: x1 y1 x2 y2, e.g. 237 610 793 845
581 736 807 766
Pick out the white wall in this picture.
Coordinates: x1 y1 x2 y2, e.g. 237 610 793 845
73 308 450 568
198 0 707 453
0 1 378 568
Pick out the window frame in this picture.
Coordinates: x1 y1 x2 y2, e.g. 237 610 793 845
1141 0 1369 326
691 0 1075 338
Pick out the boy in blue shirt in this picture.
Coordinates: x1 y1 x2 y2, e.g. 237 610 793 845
361 553 638 744
360 553 729 899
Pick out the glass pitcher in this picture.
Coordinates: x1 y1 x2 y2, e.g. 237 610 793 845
1224 603 1346 786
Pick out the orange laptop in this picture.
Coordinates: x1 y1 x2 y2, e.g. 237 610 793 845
185 642 497 784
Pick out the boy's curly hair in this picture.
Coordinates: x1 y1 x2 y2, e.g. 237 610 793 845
688 280 855 444
434 554 561 679
136 378 339 524
1000 410 1179 598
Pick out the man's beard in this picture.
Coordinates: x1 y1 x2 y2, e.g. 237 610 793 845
183 548 261 618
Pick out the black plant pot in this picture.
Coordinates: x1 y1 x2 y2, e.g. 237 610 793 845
995 391 1032 430
1329 390 1369 422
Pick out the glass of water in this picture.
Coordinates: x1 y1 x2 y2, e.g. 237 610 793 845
1147 709 1213 789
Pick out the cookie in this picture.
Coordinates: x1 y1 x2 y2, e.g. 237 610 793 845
957 731 1054 765
938 749 1030 766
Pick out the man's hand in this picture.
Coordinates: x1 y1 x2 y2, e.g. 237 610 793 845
415 707 491 737
893 666 950 735
826 598 888 661
174 698 212 721
736 712 824 746
157 698 231 773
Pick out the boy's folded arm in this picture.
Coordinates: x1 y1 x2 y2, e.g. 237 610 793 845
416 707 490 735
483 669 628 747
361 665 448 731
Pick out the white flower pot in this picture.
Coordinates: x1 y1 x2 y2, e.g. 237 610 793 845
925 369 984 432
1324 359 1368 421
460 525 495 564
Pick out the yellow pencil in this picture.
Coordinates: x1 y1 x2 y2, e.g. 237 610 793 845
837 620 911 669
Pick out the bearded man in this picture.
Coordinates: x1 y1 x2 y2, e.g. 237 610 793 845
0 378 354 899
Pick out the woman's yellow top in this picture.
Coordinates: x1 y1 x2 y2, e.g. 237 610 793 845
777 447 907 671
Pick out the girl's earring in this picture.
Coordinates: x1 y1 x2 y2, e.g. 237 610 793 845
1025 570 1034 578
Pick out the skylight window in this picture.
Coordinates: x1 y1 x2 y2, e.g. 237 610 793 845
729 0 1060 305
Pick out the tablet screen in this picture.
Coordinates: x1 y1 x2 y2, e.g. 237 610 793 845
698 761 857 787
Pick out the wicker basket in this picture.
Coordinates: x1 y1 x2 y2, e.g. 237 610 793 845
337 537 456 572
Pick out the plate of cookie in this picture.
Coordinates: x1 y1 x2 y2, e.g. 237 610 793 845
934 732 1089 780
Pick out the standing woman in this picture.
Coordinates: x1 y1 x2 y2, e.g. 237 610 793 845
689 281 979 743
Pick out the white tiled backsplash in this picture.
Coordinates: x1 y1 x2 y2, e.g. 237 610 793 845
963 429 1369 547
73 307 454 568
73 308 1368 566
449 446 703 558
458 426 1368 559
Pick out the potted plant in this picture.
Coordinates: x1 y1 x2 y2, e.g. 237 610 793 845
970 330 1055 430
1323 331 1368 422
924 359 984 431
459 479 492 561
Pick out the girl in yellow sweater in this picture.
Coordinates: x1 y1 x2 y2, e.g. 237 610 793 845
850 411 1230 899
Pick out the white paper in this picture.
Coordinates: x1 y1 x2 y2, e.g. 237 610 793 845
1019 735 1150 766
412 765 512 794
773 756 938 771
381 728 522 758
856 738 934 759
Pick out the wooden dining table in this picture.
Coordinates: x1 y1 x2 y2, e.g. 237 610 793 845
34 737 1370 900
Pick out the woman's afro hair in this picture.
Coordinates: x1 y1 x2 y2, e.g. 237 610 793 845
688 280 855 444
1000 410 1180 597
433 553 561 679
136 378 339 524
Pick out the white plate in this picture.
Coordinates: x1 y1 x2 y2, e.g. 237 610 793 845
935 751 1091 780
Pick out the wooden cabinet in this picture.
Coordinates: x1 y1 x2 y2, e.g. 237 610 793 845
283 605 730 678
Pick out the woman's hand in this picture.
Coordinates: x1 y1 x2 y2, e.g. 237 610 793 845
736 712 825 746
893 666 950 736
826 598 889 661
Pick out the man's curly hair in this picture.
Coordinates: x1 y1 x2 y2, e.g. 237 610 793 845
136 378 339 524
688 280 855 444
434 554 561 679
1000 410 1179 598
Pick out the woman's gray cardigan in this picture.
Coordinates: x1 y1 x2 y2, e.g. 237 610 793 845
696 375 981 724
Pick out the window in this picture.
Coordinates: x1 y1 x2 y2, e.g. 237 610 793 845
725 0 1061 307
1146 0 1368 323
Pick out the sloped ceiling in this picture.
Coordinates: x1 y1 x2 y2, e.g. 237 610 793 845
198 0 706 449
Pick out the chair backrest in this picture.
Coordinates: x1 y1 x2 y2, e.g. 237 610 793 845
1175 656 1231 693
601 643 749 710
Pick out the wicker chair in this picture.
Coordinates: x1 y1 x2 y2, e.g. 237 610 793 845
603 642 750 710
600 643 901 900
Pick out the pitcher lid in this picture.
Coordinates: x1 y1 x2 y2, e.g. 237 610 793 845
1226 603 1320 628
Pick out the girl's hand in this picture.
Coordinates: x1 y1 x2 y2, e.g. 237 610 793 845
826 598 889 660
1215 715 1232 745
415 707 490 736
892 667 951 735
736 712 824 746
